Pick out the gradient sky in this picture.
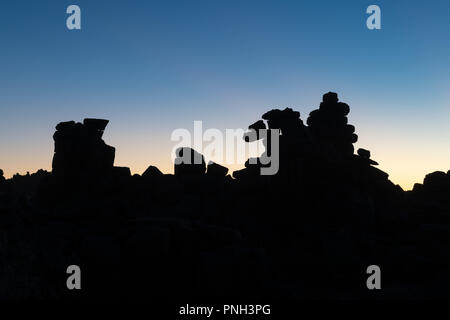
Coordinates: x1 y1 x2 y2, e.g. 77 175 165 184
1 0 449 190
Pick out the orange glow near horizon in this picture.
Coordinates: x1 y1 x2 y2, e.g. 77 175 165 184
2 98 449 192
2 135 448 191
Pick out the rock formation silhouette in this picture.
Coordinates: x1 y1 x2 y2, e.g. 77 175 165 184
52 118 115 178
1 92 449 300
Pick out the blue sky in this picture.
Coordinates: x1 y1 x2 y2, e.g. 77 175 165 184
1 0 449 189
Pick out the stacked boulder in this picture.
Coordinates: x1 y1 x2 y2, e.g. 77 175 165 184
262 108 305 138
52 118 115 178
307 92 357 157
234 108 310 180
233 93 358 180
356 148 378 166
263 108 311 178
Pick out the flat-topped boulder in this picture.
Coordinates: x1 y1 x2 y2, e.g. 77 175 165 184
52 118 115 177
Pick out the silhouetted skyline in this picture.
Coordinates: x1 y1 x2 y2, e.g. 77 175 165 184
1 0 450 190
